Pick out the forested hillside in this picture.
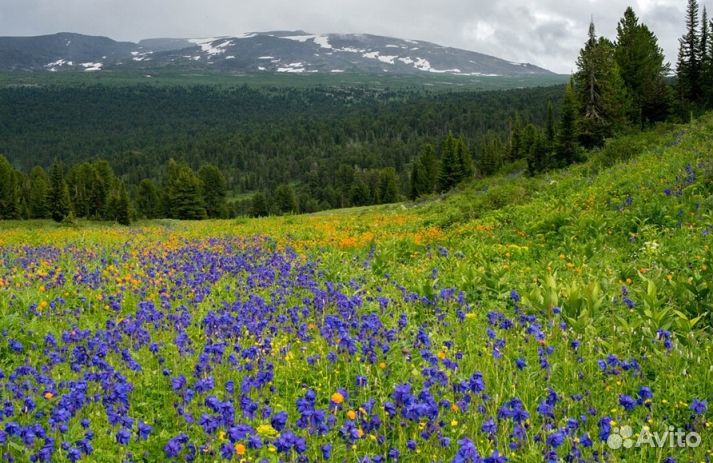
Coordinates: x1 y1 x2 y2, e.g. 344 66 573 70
0 84 562 211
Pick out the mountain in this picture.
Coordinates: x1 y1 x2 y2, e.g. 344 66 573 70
0 31 554 76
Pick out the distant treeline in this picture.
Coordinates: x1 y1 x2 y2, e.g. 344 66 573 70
0 82 563 221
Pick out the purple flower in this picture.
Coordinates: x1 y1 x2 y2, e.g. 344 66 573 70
690 399 708 415
619 394 636 412
115 428 131 445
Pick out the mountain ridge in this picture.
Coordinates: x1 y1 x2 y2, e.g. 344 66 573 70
0 31 555 76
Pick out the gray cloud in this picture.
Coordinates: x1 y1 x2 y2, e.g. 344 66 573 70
0 0 709 72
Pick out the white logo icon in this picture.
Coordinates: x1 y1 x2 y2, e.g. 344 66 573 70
607 426 634 449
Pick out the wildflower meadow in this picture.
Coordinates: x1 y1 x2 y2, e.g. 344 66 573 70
0 116 712 462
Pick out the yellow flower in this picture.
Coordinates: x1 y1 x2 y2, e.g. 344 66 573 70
235 443 246 455
256 424 278 438
346 410 357 420
331 392 345 404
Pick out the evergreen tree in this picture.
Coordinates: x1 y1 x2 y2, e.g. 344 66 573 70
477 131 505 176
91 161 115 219
455 137 474 180
106 181 131 225
273 184 298 214
137 179 162 219
15 170 30 219
66 163 91 218
575 21 630 148
47 160 71 222
555 82 580 168
677 0 702 107
410 161 423 200
0 154 19 219
507 113 522 162
250 191 270 217
349 177 372 206
379 168 399 203
545 101 556 147
437 132 461 192
702 7 713 106
28 166 50 219
615 7 671 125
410 144 438 199
198 163 228 218
164 160 207 220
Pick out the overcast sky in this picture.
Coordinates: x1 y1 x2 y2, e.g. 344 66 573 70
0 0 709 73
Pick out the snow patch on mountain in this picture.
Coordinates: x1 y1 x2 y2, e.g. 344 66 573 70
188 38 233 55
80 62 103 71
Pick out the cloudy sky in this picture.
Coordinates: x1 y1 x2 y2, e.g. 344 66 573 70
0 0 708 73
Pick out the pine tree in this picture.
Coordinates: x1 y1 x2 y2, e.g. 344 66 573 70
545 101 556 147
250 191 270 217
91 161 115 219
477 131 504 176
455 137 474 180
410 144 437 199
437 132 462 192
555 82 580 168
28 166 50 219
507 113 522 162
528 131 551 175
378 168 399 204
615 7 670 125
0 154 19 219
349 177 372 206
575 21 630 148
137 179 162 219
47 160 71 222
15 170 30 219
273 184 298 214
198 163 228 218
677 0 702 107
164 160 207 220
702 7 713 107
106 181 131 225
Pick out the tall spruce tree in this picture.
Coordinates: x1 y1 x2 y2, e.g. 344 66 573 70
378 168 399 204
477 131 504 176
47 160 71 222
545 101 556 147
164 160 207 220
677 0 702 107
702 7 713 106
437 132 462 192
455 137 474 180
273 184 298 214
615 7 671 125
28 166 50 219
508 113 522 162
106 181 131 225
198 163 228 218
575 21 630 148
0 154 19 219
137 179 162 219
555 82 580 168
250 191 270 217
410 144 437 199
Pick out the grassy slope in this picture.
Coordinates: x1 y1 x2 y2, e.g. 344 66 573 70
0 115 711 462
